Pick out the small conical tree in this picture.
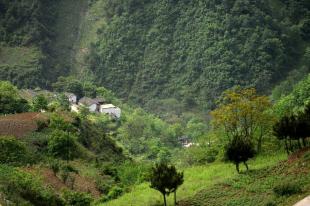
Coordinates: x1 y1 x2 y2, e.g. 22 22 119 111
149 162 184 206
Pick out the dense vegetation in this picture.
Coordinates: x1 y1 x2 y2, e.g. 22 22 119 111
0 0 310 206
89 0 310 111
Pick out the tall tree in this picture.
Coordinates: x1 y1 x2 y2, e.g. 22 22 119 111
211 87 272 153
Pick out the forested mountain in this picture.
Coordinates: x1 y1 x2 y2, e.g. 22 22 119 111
0 0 86 88
89 0 310 110
0 0 309 111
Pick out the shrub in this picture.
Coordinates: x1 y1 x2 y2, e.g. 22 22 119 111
62 190 92 206
49 159 61 176
0 165 63 206
0 136 32 165
273 182 302 196
36 120 48 132
96 181 112 194
48 130 78 160
107 186 123 199
100 163 119 181
225 136 255 173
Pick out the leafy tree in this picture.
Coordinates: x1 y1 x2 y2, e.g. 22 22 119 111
83 82 97 98
273 105 310 153
52 76 84 99
0 136 31 166
57 94 70 111
48 130 77 161
149 162 184 206
0 81 29 114
32 94 48 112
211 87 272 153
225 135 255 173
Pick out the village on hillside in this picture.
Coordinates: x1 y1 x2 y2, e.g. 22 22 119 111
19 89 121 119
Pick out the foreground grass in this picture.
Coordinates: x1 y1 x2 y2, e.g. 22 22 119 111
178 150 310 206
104 153 287 206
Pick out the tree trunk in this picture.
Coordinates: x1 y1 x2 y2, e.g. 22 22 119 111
235 162 240 173
163 194 167 206
174 190 177 206
284 139 289 155
243 161 249 171
302 138 306 147
297 139 302 149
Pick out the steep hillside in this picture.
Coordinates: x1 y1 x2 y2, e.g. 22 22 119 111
88 0 309 110
0 0 87 87
0 0 309 113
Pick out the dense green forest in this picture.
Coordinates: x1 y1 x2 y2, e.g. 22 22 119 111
89 0 310 110
0 0 309 113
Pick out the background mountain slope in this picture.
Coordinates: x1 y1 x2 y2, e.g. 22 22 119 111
0 0 309 112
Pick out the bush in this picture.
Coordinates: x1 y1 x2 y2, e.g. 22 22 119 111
62 190 92 206
49 159 61 176
96 180 112 194
0 136 32 165
273 182 302 196
36 120 49 132
48 130 78 160
107 186 123 199
100 163 119 181
117 161 151 186
0 165 63 206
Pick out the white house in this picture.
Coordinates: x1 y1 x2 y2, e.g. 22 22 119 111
64 92 77 104
100 104 121 118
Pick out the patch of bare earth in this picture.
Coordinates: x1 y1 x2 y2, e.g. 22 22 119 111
23 167 101 198
0 112 47 138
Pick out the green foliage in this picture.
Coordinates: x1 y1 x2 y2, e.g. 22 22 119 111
0 165 63 206
149 162 184 206
273 182 302 196
176 146 218 166
0 136 32 166
117 108 178 160
0 81 29 114
47 129 78 160
89 0 309 111
32 94 48 112
225 135 255 173
107 186 124 200
211 87 273 153
57 94 70 111
0 1 61 87
273 74 310 117
273 105 310 153
117 161 151 186
62 190 92 206
53 76 84 99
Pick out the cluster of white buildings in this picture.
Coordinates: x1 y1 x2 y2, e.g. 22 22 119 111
65 93 121 118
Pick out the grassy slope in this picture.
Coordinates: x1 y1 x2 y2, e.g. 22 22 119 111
104 153 289 206
179 150 310 206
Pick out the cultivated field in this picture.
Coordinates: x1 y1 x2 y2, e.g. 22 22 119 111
0 112 47 138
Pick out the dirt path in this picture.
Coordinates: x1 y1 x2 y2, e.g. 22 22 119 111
293 196 310 206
